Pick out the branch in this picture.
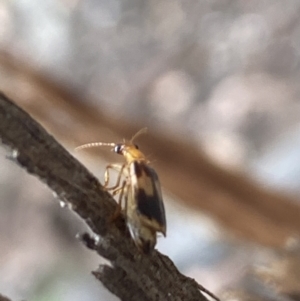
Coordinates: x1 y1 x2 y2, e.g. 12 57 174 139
0 92 218 301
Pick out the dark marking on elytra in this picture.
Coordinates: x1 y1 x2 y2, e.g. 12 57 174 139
135 161 159 180
136 188 165 225
143 164 154 178
133 161 143 178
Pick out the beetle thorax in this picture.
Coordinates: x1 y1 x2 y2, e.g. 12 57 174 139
123 146 146 163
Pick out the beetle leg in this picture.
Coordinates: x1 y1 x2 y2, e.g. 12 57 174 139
196 284 220 301
104 163 126 190
110 180 127 221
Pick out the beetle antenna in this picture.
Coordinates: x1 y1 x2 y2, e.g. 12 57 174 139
75 142 116 151
130 127 148 143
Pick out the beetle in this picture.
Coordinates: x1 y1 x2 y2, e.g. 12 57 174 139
76 128 166 253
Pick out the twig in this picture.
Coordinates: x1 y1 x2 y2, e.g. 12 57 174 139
0 92 219 301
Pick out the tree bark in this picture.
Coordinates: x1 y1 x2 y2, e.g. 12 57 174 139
0 92 216 301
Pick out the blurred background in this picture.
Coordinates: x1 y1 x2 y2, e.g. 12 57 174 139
1 0 300 300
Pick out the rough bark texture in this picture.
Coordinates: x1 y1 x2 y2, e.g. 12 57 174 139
0 92 215 301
